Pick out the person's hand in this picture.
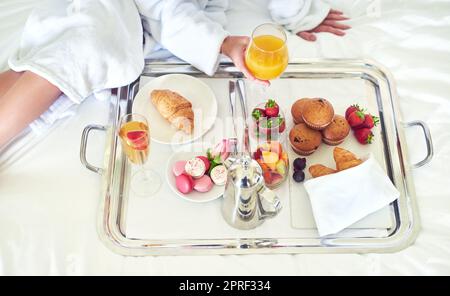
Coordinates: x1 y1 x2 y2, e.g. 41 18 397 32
220 36 270 86
297 9 351 42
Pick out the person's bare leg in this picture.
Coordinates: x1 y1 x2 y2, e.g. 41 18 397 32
0 71 62 148
0 70 23 99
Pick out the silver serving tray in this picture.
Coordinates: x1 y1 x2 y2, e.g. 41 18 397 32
80 60 433 256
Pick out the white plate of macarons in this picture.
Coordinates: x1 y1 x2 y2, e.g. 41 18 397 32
166 151 227 203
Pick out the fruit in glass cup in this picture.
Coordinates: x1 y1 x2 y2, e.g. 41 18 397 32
251 99 289 188
251 99 286 141
253 140 289 189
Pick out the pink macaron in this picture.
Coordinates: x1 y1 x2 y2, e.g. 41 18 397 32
210 165 227 186
176 174 194 194
196 156 210 172
173 160 187 177
185 157 206 179
193 175 214 193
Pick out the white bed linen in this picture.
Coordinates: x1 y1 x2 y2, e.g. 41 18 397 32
1 0 450 275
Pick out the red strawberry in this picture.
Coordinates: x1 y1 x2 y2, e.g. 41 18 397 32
258 117 272 137
264 99 279 117
345 104 364 120
360 114 379 129
253 148 263 160
252 108 266 121
354 128 374 144
347 110 365 129
126 131 148 150
277 116 286 133
127 130 146 141
279 120 286 133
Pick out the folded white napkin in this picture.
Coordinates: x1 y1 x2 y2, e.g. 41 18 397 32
304 154 400 237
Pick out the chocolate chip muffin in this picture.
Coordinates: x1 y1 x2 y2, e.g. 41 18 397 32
289 123 322 156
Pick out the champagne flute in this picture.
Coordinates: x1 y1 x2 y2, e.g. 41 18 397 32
118 113 161 197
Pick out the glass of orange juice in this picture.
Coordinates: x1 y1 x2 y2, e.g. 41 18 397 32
245 23 288 81
118 113 161 197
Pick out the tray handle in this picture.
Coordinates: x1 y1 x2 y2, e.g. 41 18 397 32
80 124 107 174
404 120 433 168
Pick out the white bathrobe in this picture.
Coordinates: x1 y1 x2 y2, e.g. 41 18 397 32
8 0 330 132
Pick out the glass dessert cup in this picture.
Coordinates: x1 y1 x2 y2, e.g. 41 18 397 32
250 104 289 189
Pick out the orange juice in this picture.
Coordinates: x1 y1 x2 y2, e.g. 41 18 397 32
245 35 288 80
119 121 149 165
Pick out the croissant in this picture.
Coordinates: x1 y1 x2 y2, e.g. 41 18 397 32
309 164 337 178
151 89 194 134
333 147 357 164
338 159 363 171
334 147 363 171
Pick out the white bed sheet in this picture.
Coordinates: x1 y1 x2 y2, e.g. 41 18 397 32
1 0 450 275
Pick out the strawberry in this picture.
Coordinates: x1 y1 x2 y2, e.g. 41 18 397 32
264 99 279 117
252 108 266 121
347 110 365 129
345 104 364 120
126 131 148 150
279 120 286 133
354 128 374 144
258 116 285 141
253 148 263 160
277 116 286 133
127 130 146 141
258 118 271 136
360 114 379 129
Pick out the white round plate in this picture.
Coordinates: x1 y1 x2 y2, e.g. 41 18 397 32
133 74 218 145
166 151 225 203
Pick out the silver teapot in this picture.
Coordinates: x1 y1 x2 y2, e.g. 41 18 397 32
221 80 282 230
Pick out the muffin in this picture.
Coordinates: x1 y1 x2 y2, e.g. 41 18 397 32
291 98 311 124
321 115 350 145
301 98 334 130
289 123 323 156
